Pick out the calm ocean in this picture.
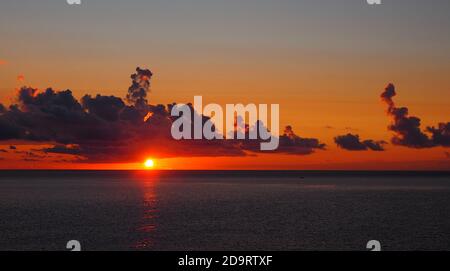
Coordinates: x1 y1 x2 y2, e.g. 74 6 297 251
0 171 449 251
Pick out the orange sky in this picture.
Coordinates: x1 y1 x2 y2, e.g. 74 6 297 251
0 1 449 170
1 58 449 170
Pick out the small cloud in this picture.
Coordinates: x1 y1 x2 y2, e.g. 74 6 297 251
9 145 16 150
276 125 326 154
334 133 386 151
0 59 7 66
17 74 25 82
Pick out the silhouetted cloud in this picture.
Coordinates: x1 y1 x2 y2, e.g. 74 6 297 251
126 67 153 108
42 144 82 156
426 123 450 147
0 118 21 140
362 140 387 151
0 68 324 162
278 125 326 154
381 84 449 148
0 105 21 140
81 95 125 122
334 133 386 151
239 124 325 155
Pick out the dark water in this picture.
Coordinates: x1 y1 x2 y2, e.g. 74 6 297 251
0 170 449 251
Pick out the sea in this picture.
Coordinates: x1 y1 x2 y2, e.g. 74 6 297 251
0 170 449 251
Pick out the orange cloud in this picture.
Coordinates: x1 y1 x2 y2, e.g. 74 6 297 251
0 59 7 66
17 74 25 82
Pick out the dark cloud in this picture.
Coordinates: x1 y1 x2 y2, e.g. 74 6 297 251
445 152 450 159
0 68 323 163
0 117 22 140
18 87 82 114
81 95 125 122
426 123 450 147
42 144 82 156
126 67 153 108
381 84 449 148
334 133 386 151
0 149 7 153
0 104 20 140
9 145 16 150
240 124 326 155
278 125 326 154
362 139 387 151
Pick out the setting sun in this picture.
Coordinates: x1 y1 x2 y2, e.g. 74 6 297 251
144 159 155 169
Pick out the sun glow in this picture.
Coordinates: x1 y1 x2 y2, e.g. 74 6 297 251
144 159 155 169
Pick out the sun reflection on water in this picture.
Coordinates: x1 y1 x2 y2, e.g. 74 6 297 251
132 176 158 250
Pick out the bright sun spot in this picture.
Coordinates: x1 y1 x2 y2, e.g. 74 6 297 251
144 159 155 169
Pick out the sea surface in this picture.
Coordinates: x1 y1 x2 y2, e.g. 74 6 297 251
0 170 449 251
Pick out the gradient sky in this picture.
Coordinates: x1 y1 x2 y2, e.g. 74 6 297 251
0 0 449 170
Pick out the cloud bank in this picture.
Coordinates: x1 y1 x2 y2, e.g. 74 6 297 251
0 68 325 162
